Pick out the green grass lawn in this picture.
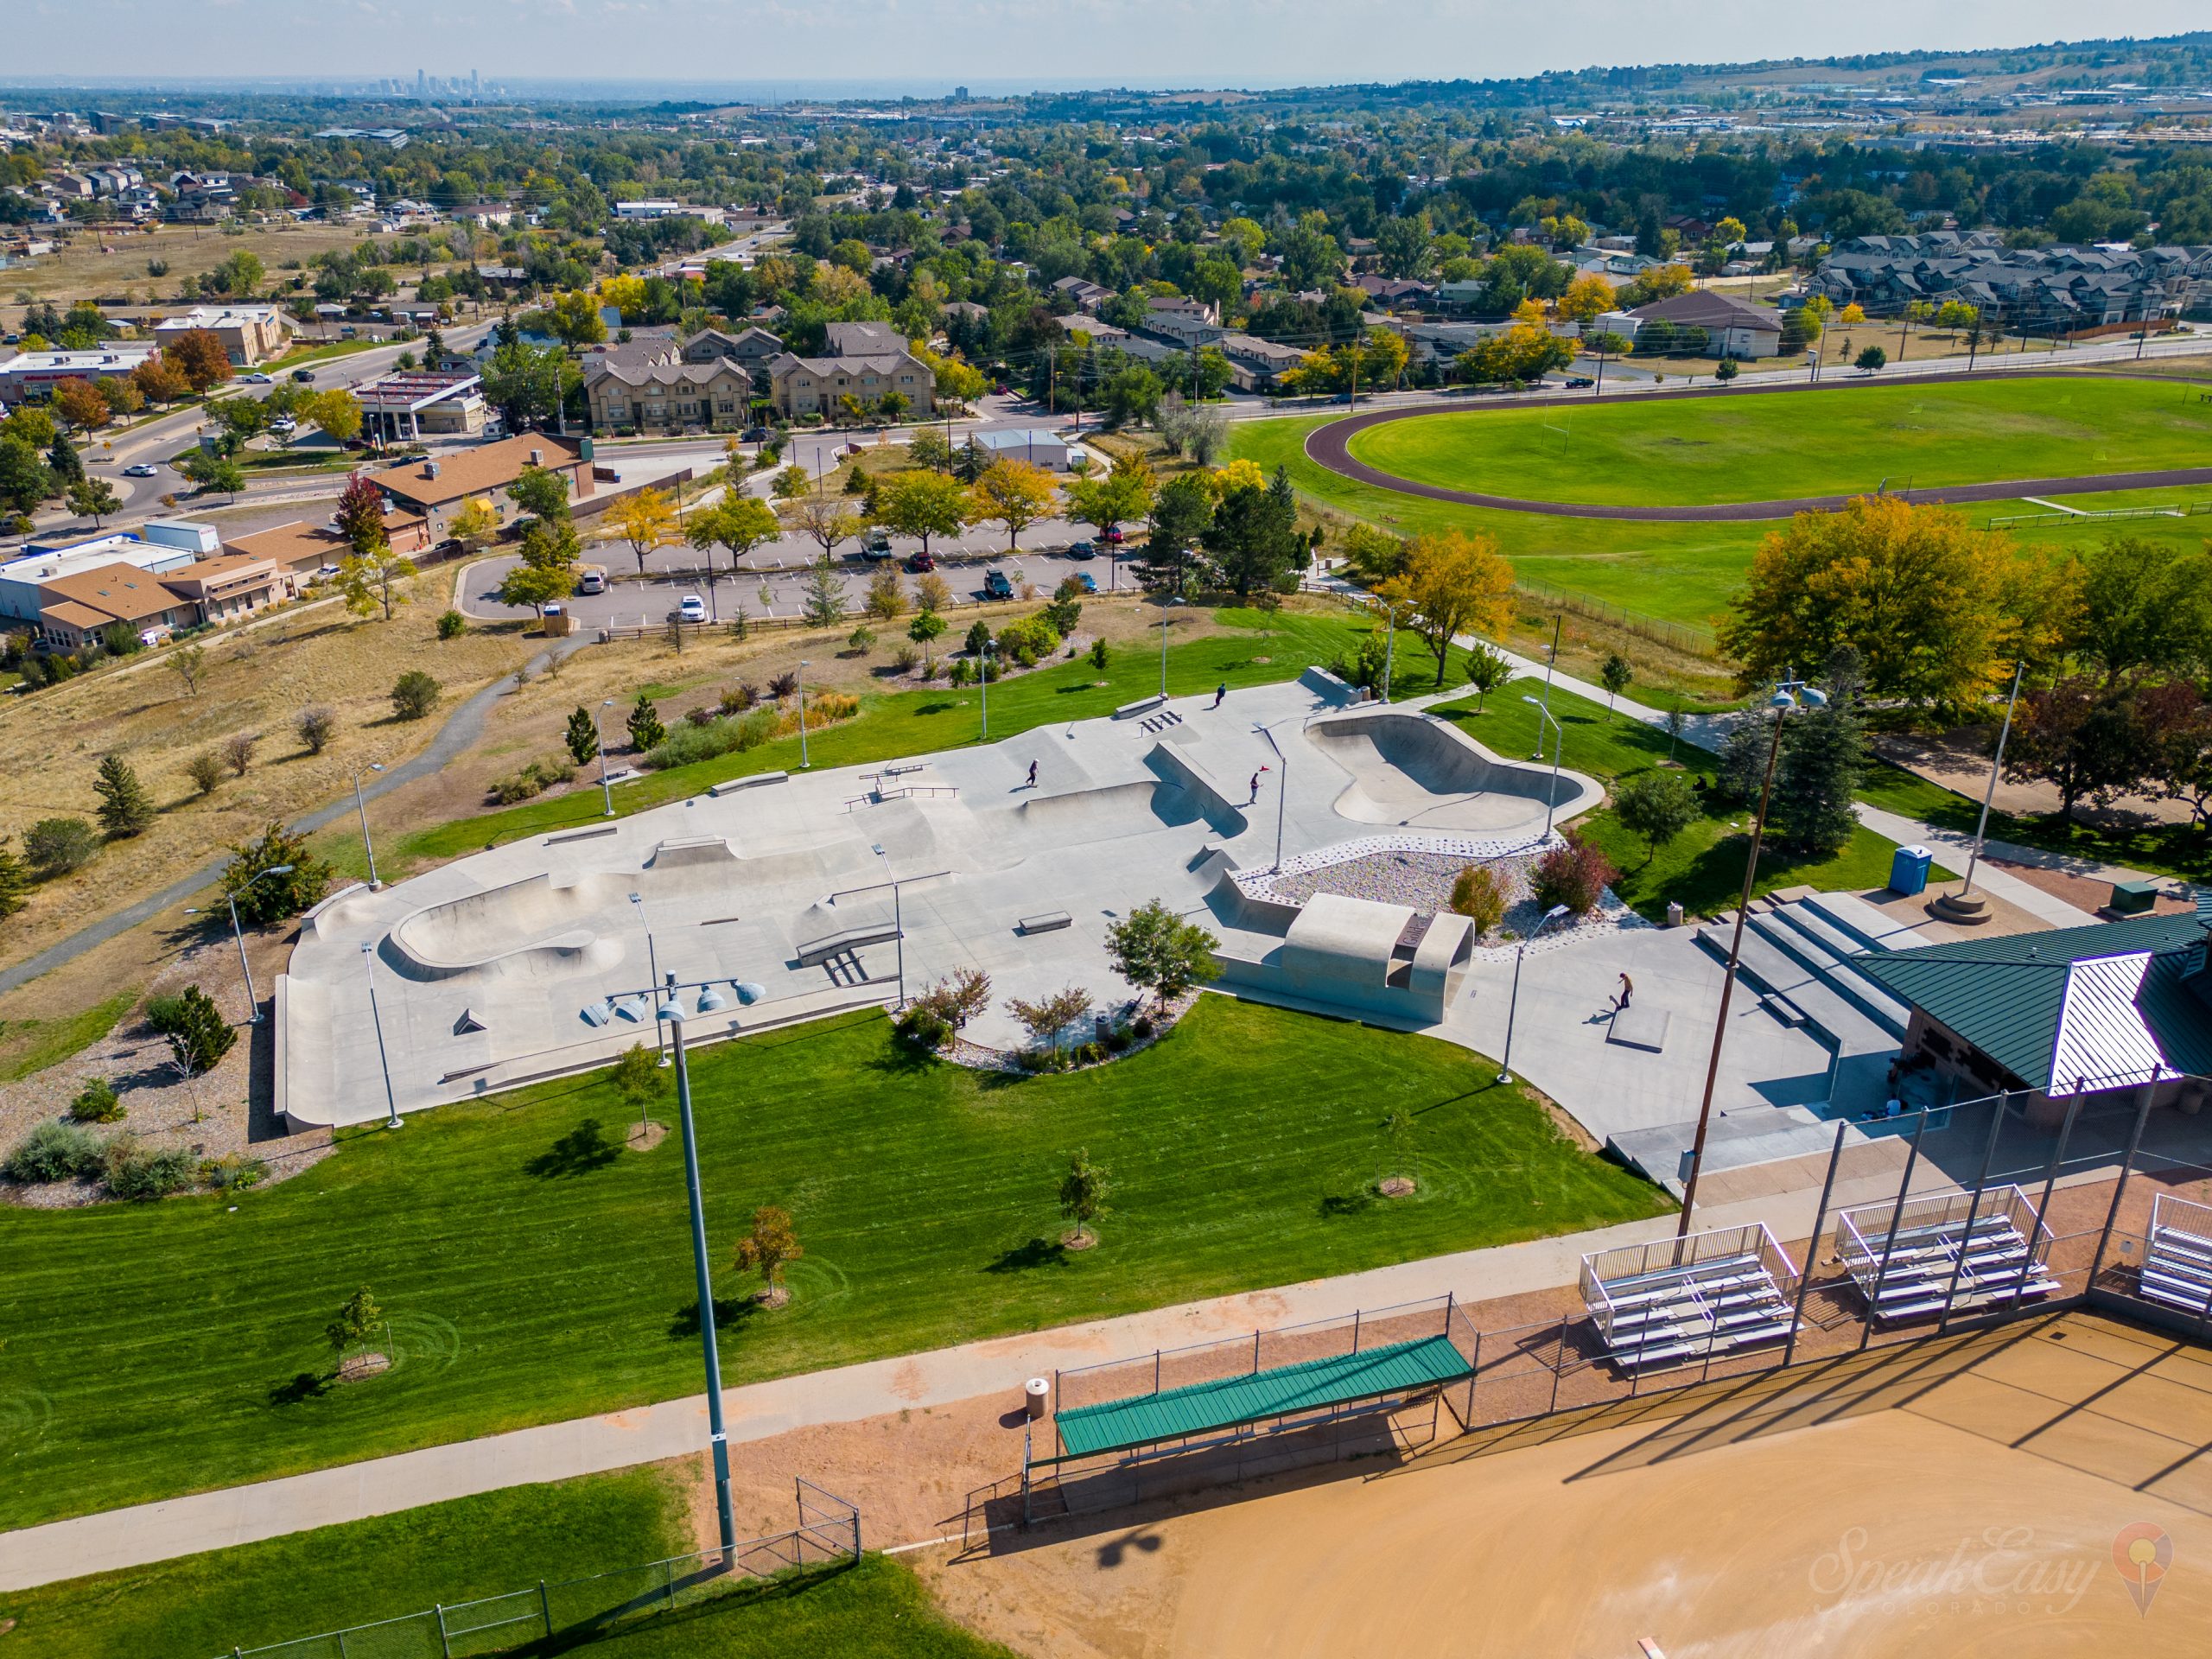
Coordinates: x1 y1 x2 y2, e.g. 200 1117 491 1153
1342 378 2212 506
0 998 1665 1531
0 989 138 1083
1430 683 1948 918
0 1464 1011 1659
391 604 1429 868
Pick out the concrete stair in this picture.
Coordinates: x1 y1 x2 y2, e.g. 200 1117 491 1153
1696 894 1913 1046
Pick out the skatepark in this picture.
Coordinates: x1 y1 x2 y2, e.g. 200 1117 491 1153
276 678 1603 1128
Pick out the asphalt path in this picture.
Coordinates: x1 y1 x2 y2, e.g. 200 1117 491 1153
1302 366 2212 522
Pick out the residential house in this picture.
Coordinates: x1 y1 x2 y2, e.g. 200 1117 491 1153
1141 296 1225 348
153 304 292 366
1052 276 1115 313
582 327 782 434
365 435 593 543
1625 290 1783 357
1809 233 2212 331
1217 333 1308 391
1354 275 1434 308
764 342 937 420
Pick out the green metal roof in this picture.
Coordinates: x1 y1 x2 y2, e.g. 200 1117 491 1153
1054 1334 1471 1460
1852 913 2212 1090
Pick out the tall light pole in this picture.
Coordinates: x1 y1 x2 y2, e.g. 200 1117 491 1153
360 939 401 1129
186 863 295 1024
658 984 737 1566
630 892 666 1064
351 764 385 888
1960 660 2024 900
1158 594 1184 699
797 659 810 767
873 842 905 1007
1254 720 1291 871
1677 673 1827 1238
596 697 616 816
979 639 997 737
1497 903 1571 1084
1522 695 1565 840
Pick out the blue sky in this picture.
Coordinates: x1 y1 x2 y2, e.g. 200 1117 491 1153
8 1 2209 91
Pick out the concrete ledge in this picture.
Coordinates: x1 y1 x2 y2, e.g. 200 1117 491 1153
1299 665 1358 703
544 824 619 846
1017 912 1072 935
709 771 789 797
794 925 901 965
1606 1007 1672 1052
1113 694 1167 720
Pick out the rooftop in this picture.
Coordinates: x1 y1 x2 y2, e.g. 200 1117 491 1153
366 435 582 508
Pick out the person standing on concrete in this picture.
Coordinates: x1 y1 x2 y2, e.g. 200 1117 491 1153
1249 766 1268 804
1614 972 1633 1012
1027 760 1039 789
1213 683 1228 709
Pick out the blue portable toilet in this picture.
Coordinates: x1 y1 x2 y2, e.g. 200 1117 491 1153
1889 844 1933 896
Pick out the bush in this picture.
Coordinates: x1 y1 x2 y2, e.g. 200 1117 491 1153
25 817 98 875
894 1006 953 1049
69 1077 125 1123
1531 829 1619 918
4 1120 104 1183
105 1139 197 1201
846 625 876 654
146 983 238 1073
1449 864 1507 936
891 642 919 672
767 670 800 700
296 706 336 753
684 704 719 728
186 752 225 796
995 614 1060 668
719 683 760 715
200 1152 268 1193
436 609 467 639
1131 1014 1155 1039
948 657 973 687
1102 1027 1133 1054
391 669 441 721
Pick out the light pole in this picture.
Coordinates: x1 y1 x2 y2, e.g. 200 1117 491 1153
1677 673 1827 1238
1158 594 1184 699
1522 695 1565 839
873 842 905 1007
658 984 737 1566
1959 660 2024 900
797 659 810 767
1254 721 1291 872
360 939 401 1128
351 763 385 887
186 863 295 1024
979 638 996 737
1497 903 1571 1084
596 697 616 816
630 892 666 1064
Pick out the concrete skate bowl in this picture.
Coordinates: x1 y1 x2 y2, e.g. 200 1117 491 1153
1309 709 1600 834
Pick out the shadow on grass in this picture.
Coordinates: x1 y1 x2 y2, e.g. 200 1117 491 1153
866 1035 940 1076
669 1296 760 1339
985 1236 1071 1274
268 1370 332 1407
1319 1192 1375 1219
526 1118 623 1179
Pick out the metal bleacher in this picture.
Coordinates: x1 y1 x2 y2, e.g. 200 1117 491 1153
1835 1185 2058 1324
2138 1195 2212 1319
1580 1224 1798 1373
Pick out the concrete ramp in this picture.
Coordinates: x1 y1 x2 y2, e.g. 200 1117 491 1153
1308 709 1598 834
1143 741 1250 836
647 836 740 868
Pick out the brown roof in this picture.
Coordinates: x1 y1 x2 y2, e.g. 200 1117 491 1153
367 435 583 509
224 510 424 570
35 562 189 625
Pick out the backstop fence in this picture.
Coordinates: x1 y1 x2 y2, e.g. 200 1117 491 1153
213 1480 860 1659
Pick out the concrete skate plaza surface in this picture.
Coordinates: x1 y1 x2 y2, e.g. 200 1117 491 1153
279 686 1599 1127
945 1311 2212 1659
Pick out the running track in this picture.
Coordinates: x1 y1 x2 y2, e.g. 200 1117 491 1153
1301 372 2212 521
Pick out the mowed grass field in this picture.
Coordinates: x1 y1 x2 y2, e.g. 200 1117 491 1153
1342 377 2212 505
0 998 1665 1530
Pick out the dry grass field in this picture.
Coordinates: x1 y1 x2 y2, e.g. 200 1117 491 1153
3 221 397 315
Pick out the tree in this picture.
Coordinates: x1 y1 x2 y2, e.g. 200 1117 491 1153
168 642 208 697
546 289 607 346
2067 536 2212 687
1058 1151 1110 1249
1770 697 1867 856
863 566 907 623
24 817 98 875
1854 346 1887 374
794 555 846 628
734 1205 803 1303
48 428 86 489
907 607 946 671
146 982 238 1076
131 356 190 407
67 477 120 527
296 706 336 754
600 486 677 577
222 732 257 778
1718 498 2027 709
686 494 779 620
496 514 582 620
1613 770 1699 866
222 821 334 922
165 329 234 393
181 451 245 500
782 491 862 561
1066 467 1154 547
508 465 574 524
0 435 57 515
309 389 363 445
2007 679 2162 827
611 1041 667 1137
1203 469 1301 597
907 428 954 472
447 497 500 554
325 1285 383 1368
94 753 156 838
565 706 600 768
626 692 666 752
1104 898 1221 1009
1141 473 1214 593
1599 652 1633 715
967 459 1057 550
1530 828 1618 917
1376 528 1516 687
1448 863 1507 936
340 545 417 623
0 836 28 927
53 377 111 431
1007 984 1093 1059
334 471 389 556
873 468 968 556
1462 643 1514 711
391 669 441 721
1556 272 1617 327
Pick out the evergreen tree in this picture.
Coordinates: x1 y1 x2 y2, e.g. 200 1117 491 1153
626 693 666 753
48 429 85 488
93 753 156 837
0 835 27 924
1717 715 1774 805
565 706 600 769
1771 700 1867 857
147 984 238 1074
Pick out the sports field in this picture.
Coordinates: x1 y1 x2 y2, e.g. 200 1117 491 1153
944 1311 2212 1657
1342 378 2212 506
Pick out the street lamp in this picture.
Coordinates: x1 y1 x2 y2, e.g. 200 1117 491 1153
360 939 401 1129
1522 695 1565 840
797 659 810 767
1497 903 1571 1084
1957 661 2024 903
185 863 295 1024
658 984 738 1567
1158 594 1184 699
351 763 385 888
1253 720 1292 873
1677 672 1827 1237
596 697 616 817
630 892 666 1064
873 842 905 1007
979 639 997 738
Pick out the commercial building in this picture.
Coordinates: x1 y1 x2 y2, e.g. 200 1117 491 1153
969 426 1070 469
353 369 488 442
4 518 309 648
0 521 218 625
152 304 293 366
364 434 593 544
0 345 159 406
221 511 433 579
1624 290 1783 358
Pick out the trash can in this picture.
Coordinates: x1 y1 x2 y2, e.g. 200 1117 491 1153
1889 844 1934 897
1025 1377 1050 1421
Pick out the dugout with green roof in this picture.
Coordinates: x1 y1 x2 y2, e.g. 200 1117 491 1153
1052 1334 1473 1459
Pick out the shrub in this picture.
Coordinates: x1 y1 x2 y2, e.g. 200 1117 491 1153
767 670 800 700
847 625 876 654
220 823 334 924
186 751 226 796
894 1005 953 1049
69 1077 125 1123
892 642 919 672
948 657 973 687
719 683 760 715
296 706 336 753
4 1120 104 1183
963 620 992 655
221 731 257 777
684 704 719 728
1449 864 1507 936
25 817 98 875
436 609 467 639
200 1152 268 1193
1101 1027 1132 1054
1130 1014 1155 1040
1531 829 1618 918
106 1138 197 1201
391 670 441 721
995 614 1060 668
146 983 238 1072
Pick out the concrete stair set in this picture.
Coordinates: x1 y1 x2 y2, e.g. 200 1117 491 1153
1694 889 1914 1048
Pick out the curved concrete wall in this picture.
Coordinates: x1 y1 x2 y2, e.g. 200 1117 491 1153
1309 709 1600 833
1143 741 1251 837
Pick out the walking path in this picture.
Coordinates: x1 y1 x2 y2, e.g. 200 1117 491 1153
1304 398 2212 521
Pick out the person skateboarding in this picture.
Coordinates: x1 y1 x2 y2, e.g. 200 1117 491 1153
1213 682 1228 709
1614 972 1634 1013
1027 760 1039 789
1249 766 1269 804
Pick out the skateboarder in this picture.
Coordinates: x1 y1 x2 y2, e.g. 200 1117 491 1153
1248 766 1269 804
1027 759 1039 789
1614 972 1634 1013
1213 682 1228 709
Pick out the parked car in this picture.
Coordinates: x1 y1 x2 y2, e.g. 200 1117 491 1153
291 368 317 384
982 569 1014 600
122 462 158 478
269 416 297 435
575 565 607 595
1100 524 1125 545
905 549 936 573
677 595 708 623
1566 376 1595 389
861 530 894 561
741 426 772 442
242 372 273 384
1067 540 1096 561
1071 571 1097 594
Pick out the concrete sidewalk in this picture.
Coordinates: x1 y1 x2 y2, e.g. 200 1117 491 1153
1 1183 1851 1592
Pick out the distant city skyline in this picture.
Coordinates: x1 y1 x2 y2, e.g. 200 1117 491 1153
6 3 2210 97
